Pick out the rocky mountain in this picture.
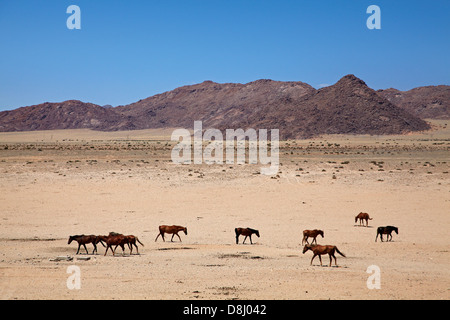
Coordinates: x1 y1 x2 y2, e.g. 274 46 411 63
377 85 450 120
0 75 434 138
0 100 132 132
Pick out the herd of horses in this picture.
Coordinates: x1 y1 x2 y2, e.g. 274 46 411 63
68 214 399 266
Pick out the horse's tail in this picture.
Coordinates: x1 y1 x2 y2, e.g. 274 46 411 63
136 237 144 246
335 247 346 257
368 217 373 220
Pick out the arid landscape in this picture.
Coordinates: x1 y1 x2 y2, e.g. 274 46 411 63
0 120 448 300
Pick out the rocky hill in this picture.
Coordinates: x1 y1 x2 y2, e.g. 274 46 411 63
377 85 450 120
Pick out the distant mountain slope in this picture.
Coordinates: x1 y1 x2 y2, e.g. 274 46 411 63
377 85 450 120
0 100 130 132
0 75 432 138
114 79 316 132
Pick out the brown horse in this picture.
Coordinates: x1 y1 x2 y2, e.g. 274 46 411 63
355 212 373 227
235 227 260 244
124 235 144 254
68 235 105 254
98 234 127 256
375 226 398 242
302 244 346 267
106 232 144 254
155 225 188 242
302 229 324 245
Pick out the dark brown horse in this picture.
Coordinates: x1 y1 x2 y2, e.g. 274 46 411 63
124 235 144 254
68 234 105 254
302 229 324 245
302 244 346 267
98 234 127 256
375 226 398 242
155 225 188 242
235 227 260 244
355 212 373 227
105 232 144 254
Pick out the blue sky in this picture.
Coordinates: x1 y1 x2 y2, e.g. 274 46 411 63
0 0 449 111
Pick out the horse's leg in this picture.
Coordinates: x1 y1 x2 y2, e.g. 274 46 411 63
155 233 161 242
249 235 253 244
83 244 89 254
76 243 81 254
310 254 316 266
313 237 317 245
176 233 182 242
243 236 248 244
104 245 110 256
318 254 322 266
92 243 97 254
236 235 240 244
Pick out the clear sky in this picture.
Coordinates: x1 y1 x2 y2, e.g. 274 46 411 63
0 0 449 111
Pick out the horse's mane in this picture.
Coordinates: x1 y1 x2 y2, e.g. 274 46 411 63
247 227 258 232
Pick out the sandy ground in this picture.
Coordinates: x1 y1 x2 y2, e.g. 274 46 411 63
0 120 449 300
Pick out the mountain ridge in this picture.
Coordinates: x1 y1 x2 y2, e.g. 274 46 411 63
0 74 441 138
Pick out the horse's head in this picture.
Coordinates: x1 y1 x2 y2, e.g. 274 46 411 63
319 230 324 238
248 228 260 237
183 227 188 235
394 227 398 234
68 236 74 244
302 244 312 254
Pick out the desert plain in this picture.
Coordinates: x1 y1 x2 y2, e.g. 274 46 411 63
0 120 449 300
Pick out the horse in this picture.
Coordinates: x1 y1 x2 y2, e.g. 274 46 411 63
235 227 260 244
302 244 346 267
97 234 127 256
68 234 105 254
155 225 188 242
375 226 398 242
355 212 373 227
124 235 144 254
302 229 324 245
106 232 144 254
